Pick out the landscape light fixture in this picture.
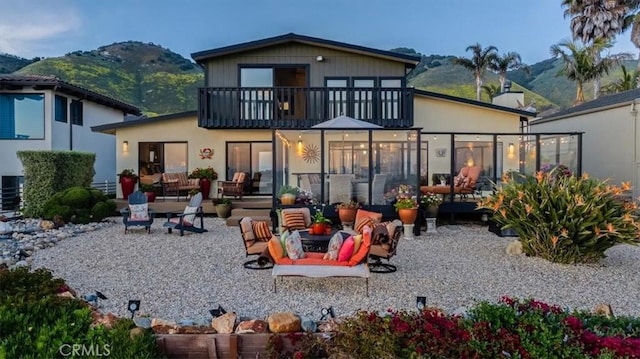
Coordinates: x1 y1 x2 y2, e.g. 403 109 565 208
320 306 335 321
416 296 427 311
209 305 227 318
128 300 141 319
84 291 108 307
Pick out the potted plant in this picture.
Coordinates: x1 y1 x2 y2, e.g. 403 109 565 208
420 192 442 218
213 198 232 218
336 200 359 224
118 169 137 200
140 184 156 202
277 185 299 205
189 167 218 200
311 207 332 235
394 197 418 224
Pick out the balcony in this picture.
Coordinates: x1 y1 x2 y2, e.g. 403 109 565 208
197 87 414 129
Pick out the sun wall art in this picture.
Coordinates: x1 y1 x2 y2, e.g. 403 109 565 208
302 144 320 163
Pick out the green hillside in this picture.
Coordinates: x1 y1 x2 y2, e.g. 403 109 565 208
0 54 40 74
14 42 203 116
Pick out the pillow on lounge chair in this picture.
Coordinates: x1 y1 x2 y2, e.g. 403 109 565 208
338 236 355 261
283 212 307 230
183 205 198 225
355 216 374 234
129 204 149 221
268 236 284 260
252 221 272 242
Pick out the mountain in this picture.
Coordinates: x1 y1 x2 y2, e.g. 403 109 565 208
13 41 203 116
0 54 40 74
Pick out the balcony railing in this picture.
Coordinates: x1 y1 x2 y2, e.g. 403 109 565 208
198 87 414 129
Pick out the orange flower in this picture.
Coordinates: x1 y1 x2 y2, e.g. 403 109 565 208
606 223 616 233
594 226 601 236
525 204 533 215
551 236 558 247
517 191 524 200
575 195 585 206
560 228 569 237
499 208 507 218
623 213 633 222
621 181 632 191
582 172 590 180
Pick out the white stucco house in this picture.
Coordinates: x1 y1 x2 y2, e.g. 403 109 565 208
0 74 140 210
530 88 640 198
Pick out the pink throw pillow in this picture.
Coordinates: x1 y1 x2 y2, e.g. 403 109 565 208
338 236 355 262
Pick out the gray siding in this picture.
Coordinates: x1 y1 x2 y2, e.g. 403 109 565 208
204 43 407 87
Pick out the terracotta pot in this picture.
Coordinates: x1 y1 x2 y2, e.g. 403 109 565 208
338 208 357 224
398 208 418 225
280 193 296 205
200 178 211 200
312 223 325 235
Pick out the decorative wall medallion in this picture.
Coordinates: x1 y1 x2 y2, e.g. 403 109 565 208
302 144 320 163
199 148 213 159
435 148 447 158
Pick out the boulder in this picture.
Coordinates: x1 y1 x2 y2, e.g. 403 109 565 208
235 319 268 334
151 318 177 328
593 303 614 318
267 312 301 333
211 312 237 334
40 220 55 230
56 291 75 299
506 240 523 255
176 326 217 334
129 327 145 339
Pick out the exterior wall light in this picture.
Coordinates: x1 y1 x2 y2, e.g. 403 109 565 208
122 140 129 152
316 55 324 62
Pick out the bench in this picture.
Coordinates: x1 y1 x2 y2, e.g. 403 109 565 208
272 263 370 296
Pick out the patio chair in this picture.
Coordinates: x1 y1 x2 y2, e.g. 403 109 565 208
371 173 388 205
163 192 207 236
239 217 273 270
420 166 482 200
120 190 155 233
329 174 355 204
367 219 403 273
219 172 247 199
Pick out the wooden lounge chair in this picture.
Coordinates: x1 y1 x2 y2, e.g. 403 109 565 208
120 190 155 233
219 172 247 199
163 192 207 236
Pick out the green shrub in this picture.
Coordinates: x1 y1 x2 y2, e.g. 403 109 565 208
0 267 163 359
478 169 640 263
42 187 114 224
62 187 92 208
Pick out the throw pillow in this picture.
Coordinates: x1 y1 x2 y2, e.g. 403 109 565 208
371 222 390 245
285 230 305 260
268 236 284 260
283 212 307 230
323 231 344 260
354 216 374 234
182 205 198 225
338 236 355 262
280 230 289 257
129 203 149 221
355 209 383 223
252 221 272 242
352 234 363 254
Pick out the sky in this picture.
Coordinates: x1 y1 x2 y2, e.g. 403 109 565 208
1 0 638 65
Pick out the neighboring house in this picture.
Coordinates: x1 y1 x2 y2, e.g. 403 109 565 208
0 75 140 209
93 33 577 208
530 88 640 198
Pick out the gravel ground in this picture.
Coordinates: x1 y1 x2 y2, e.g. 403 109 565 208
32 217 640 322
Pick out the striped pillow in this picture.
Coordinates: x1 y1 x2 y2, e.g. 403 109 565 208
252 221 272 242
355 216 374 234
283 212 307 230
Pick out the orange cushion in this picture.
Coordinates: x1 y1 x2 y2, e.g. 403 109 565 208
459 167 470 177
355 209 383 223
349 226 371 266
268 236 284 260
252 221 272 242
354 216 374 234
283 212 307 230
352 234 363 254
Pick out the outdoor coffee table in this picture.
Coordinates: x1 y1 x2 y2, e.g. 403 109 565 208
299 229 340 252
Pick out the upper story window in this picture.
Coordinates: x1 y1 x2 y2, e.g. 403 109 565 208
70 100 83 126
0 93 44 140
55 95 67 123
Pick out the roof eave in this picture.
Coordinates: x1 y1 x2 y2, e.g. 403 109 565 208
414 89 537 117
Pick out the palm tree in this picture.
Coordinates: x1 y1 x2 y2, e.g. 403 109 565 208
481 83 502 101
550 39 617 105
453 43 498 101
562 0 631 96
489 52 528 92
601 64 639 93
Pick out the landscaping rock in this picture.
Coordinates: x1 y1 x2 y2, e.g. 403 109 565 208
176 326 217 334
57 291 75 299
129 327 145 339
300 316 317 333
593 303 614 318
151 318 177 328
268 312 301 333
134 317 152 328
40 220 55 230
506 240 523 255
235 319 268 334
318 319 340 333
211 312 237 334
